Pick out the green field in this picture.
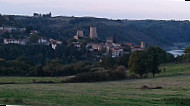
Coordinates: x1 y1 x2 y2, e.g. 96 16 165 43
0 76 72 84
0 63 190 106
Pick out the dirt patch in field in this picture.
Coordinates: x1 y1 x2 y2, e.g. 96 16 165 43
140 85 163 89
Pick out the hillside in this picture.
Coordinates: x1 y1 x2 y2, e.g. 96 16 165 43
1 15 190 48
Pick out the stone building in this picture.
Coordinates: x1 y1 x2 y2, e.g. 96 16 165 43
76 30 84 37
89 27 98 39
74 30 84 40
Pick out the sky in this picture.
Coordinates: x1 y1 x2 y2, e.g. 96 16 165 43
0 0 190 20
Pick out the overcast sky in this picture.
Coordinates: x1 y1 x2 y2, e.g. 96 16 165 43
0 0 189 20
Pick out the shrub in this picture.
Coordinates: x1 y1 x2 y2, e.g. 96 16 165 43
66 70 126 82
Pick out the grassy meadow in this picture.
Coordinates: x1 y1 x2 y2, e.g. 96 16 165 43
0 63 190 105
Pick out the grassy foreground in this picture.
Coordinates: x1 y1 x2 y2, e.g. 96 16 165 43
0 76 72 84
0 63 190 105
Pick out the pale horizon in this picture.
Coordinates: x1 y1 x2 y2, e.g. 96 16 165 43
0 0 190 20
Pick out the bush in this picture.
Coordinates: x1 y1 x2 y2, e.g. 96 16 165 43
56 61 100 76
66 70 126 82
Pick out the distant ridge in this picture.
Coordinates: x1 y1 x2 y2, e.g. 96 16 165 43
1 14 190 49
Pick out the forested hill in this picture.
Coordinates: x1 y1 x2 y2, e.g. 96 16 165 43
1 15 190 48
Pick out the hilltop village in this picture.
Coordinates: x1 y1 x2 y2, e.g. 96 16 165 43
0 25 145 59
71 27 146 58
0 13 146 61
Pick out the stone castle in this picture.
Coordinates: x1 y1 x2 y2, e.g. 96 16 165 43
89 27 98 39
74 27 98 40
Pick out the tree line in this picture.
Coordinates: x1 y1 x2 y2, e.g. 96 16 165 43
0 43 94 76
0 43 179 81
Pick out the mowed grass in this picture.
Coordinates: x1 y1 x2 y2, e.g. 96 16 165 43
158 63 190 77
0 63 190 105
0 76 73 84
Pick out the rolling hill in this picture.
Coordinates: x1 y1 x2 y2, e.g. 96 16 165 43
1 15 190 49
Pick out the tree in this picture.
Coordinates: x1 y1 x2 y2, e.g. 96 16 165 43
29 34 40 43
165 53 175 63
0 58 10 75
43 59 63 77
101 57 117 69
128 51 148 77
146 47 166 77
175 55 185 63
25 26 33 34
184 46 190 53
118 54 130 68
184 46 190 62
9 56 33 76
16 56 33 65
34 64 45 76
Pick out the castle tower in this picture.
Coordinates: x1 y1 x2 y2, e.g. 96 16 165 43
141 41 146 49
89 27 98 39
76 30 84 37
